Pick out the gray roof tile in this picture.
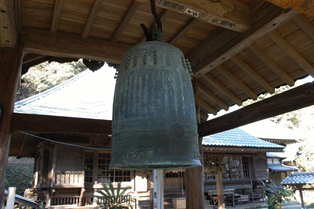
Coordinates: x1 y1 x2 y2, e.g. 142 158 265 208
14 67 116 120
281 172 314 185
202 128 284 149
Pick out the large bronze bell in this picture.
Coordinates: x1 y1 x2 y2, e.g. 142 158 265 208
109 0 201 169
109 40 201 169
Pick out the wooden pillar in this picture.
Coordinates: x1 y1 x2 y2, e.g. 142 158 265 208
153 169 164 209
0 46 24 207
215 173 225 209
185 136 204 209
298 186 305 209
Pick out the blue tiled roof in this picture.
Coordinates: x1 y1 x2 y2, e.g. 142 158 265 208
268 164 297 172
281 172 314 185
202 128 284 149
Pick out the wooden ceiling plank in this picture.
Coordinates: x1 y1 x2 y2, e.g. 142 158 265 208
292 15 314 42
198 99 217 115
51 0 64 32
268 32 314 78
21 27 132 64
248 45 295 86
168 18 198 45
0 0 17 47
81 0 103 38
198 83 229 111
189 6 299 78
198 81 314 136
231 56 275 94
216 65 258 100
138 0 250 33
203 74 242 106
111 1 141 43
10 113 112 135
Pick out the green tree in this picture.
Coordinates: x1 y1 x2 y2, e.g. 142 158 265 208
5 157 34 195
16 59 86 101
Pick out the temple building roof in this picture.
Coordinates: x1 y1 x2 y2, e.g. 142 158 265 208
203 127 284 150
281 172 314 186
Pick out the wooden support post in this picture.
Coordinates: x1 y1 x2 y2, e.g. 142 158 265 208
0 45 24 207
185 137 204 209
298 186 305 209
153 170 164 209
215 173 225 209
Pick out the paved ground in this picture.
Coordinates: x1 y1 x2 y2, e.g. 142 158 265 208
225 201 303 209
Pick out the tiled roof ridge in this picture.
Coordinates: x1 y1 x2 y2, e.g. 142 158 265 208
290 172 314 176
15 70 90 108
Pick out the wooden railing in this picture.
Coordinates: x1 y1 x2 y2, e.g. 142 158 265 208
52 195 80 205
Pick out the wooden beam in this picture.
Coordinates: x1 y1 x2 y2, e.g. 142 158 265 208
0 0 17 47
248 44 295 86
0 45 24 207
111 1 141 43
216 65 258 100
188 5 299 78
168 18 198 44
198 81 314 137
293 15 314 41
266 0 314 16
138 0 250 33
10 113 112 135
268 31 314 78
82 0 103 38
21 27 132 64
51 0 64 32
231 56 275 93
203 74 242 106
198 82 229 111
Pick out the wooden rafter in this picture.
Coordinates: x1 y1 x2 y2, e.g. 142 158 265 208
111 1 141 43
230 56 275 93
15 0 22 33
168 18 198 44
82 0 103 38
198 81 314 137
197 99 217 115
0 0 17 47
21 27 132 64
51 0 64 33
293 15 314 42
248 44 295 86
203 74 242 106
188 6 299 78
216 65 257 100
268 32 314 78
198 82 229 111
138 0 250 33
